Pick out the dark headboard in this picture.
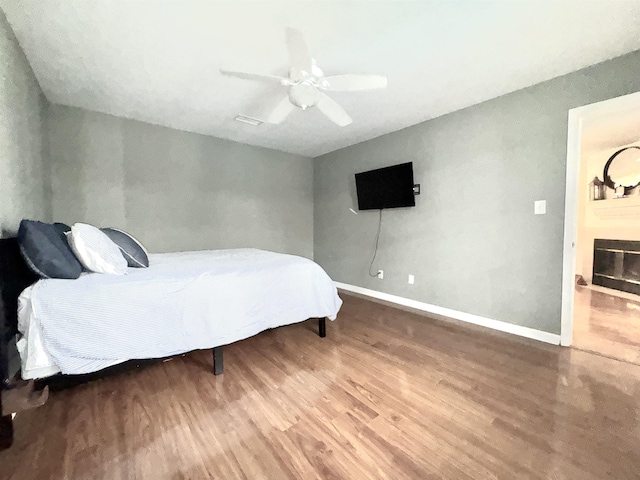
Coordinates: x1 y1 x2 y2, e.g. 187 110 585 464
0 238 38 386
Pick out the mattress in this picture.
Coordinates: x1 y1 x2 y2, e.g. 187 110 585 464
16 249 342 379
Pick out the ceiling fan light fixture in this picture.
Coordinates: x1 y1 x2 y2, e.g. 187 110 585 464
234 114 263 126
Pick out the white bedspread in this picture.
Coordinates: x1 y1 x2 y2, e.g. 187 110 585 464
17 249 342 379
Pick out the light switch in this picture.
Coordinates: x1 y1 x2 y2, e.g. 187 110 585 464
534 200 546 215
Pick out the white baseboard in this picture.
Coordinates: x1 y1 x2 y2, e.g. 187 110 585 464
335 282 561 345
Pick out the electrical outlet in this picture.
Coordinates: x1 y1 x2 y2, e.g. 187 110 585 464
377 269 384 279
408 274 415 284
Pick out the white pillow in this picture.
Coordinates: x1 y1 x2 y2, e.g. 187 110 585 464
67 223 128 275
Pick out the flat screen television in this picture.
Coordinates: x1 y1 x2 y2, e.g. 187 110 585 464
355 162 415 210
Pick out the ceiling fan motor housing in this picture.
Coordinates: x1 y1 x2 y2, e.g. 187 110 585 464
289 64 324 82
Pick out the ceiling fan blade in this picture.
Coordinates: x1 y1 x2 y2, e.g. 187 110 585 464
321 74 388 91
285 27 313 73
267 96 296 124
316 92 352 127
220 68 287 84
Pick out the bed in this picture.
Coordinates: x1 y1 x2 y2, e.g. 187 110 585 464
0 238 342 449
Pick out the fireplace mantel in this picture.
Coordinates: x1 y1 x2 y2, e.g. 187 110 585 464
591 196 640 219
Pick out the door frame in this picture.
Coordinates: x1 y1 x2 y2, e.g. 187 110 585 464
560 91 640 346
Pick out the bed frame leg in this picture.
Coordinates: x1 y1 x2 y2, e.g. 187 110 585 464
318 318 326 338
213 346 223 375
0 414 13 451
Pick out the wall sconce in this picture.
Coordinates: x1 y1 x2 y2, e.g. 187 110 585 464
589 176 605 201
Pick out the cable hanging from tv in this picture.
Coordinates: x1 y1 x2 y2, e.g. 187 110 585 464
368 209 383 278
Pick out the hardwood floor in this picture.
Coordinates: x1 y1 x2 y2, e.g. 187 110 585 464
2 293 640 479
573 286 640 365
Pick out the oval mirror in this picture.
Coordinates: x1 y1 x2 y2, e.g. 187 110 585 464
603 146 640 193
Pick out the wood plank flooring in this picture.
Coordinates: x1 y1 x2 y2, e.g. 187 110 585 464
573 286 640 365
2 293 640 479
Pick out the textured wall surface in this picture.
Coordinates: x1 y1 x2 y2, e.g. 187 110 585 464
0 9 50 235
314 50 640 335
48 106 125 228
48 105 314 257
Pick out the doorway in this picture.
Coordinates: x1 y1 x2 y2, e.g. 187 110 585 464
562 91 640 363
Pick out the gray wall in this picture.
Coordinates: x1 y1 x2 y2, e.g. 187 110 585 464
314 50 640 335
48 105 314 257
0 9 50 235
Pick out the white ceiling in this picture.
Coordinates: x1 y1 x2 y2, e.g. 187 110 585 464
3 0 640 158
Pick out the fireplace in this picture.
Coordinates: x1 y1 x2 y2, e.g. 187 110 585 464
593 239 640 296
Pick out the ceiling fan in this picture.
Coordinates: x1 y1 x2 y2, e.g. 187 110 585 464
220 28 387 127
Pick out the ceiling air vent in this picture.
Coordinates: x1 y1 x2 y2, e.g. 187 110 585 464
234 114 263 126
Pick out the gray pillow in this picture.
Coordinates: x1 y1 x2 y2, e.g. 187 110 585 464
100 228 149 268
17 220 83 279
